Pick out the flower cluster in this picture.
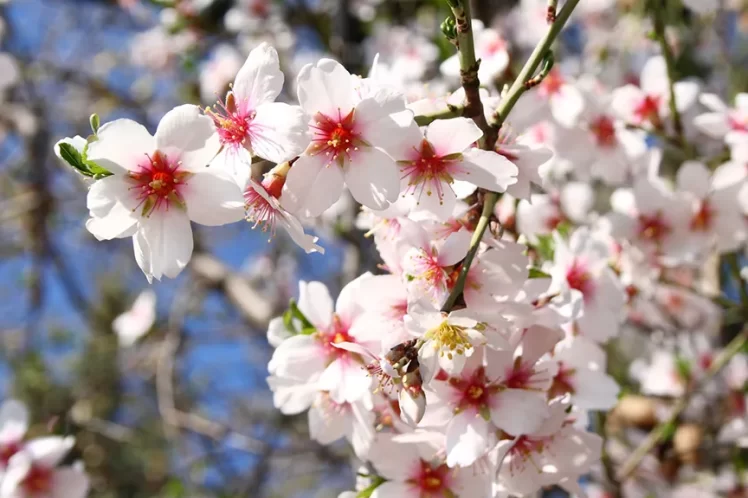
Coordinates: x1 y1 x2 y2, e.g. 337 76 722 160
54 0 748 495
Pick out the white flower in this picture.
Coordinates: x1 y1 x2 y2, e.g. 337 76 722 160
206 43 309 187
693 93 748 145
112 289 156 347
85 105 246 282
0 400 28 470
551 337 620 411
281 58 412 216
390 117 518 221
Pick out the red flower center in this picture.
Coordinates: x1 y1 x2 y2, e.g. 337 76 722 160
400 139 462 203
129 151 190 216
729 113 748 133
0 441 21 466
634 94 661 124
414 461 451 494
566 259 595 300
206 93 253 146
690 200 714 231
590 115 617 148
637 212 671 243
549 362 576 398
320 314 354 359
539 69 564 97
22 465 53 494
309 110 361 164
451 367 491 410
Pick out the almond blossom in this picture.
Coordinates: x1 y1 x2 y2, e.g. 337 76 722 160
694 93 748 145
281 59 412 216
206 43 309 187
85 105 246 282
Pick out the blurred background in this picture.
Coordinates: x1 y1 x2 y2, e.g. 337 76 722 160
1 0 748 497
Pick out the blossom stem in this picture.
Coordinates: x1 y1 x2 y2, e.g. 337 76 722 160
441 0 581 313
491 0 580 129
617 323 748 481
414 105 464 126
727 252 748 307
446 0 491 144
651 1 685 144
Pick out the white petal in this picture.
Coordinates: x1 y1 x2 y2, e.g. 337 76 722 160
371 482 413 498
24 436 74 467
137 209 194 281
458 149 519 193
155 104 220 170
281 154 345 218
427 118 483 156
297 281 334 329
693 112 731 139
181 171 245 226
438 229 472 266
51 466 90 498
676 161 712 198
250 102 309 163
445 410 490 467
208 145 253 189
699 92 728 112
296 59 356 117
672 81 700 112
490 389 549 436
344 148 400 210
232 42 283 109
87 119 155 174
550 85 585 128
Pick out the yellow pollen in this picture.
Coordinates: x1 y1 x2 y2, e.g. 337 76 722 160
467 386 483 399
333 333 347 344
425 320 473 358
424 476 442 489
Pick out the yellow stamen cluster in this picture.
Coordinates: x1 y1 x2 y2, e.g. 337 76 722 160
425 320 473 360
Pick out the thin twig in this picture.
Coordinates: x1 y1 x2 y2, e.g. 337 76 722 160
414 105 464 126
651 0 685 144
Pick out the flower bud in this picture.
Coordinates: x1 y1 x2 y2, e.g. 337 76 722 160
399 385 426 427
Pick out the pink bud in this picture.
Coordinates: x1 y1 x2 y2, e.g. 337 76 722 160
399 386 426 426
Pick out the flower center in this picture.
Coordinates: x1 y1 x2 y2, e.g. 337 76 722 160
590 115 617 147
0 441 21 466
22 465 53 494
308 109 361 165
549 362 576 398
690 200 714 231
425 320 473 359
415 462 450 494
637 212 671 243
400 139 461 203
206 93 253 146
320 314 354 359
566 259 595 300
129 151 190 216
634 94 661 124
451 367 490 409
728 112 748 133
507 435 546 475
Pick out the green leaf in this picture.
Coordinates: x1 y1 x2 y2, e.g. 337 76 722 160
534 234 555 262
674 355 691 383
555 221 572 239
289 299 314 330
660 421 677 442
58 143 93 176
300 327 317 336
528 268 551 279
356 476 385 498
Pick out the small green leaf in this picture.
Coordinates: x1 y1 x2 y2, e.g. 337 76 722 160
528 268 551 279
555 221 572 239
89 113 100 134
289 299 314 330
674 355 691 383
356 476 385 498
534 234 555 262
661 421 677 442
58 143 93 176
300 327 317 336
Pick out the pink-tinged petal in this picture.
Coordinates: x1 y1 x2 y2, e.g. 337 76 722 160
232 42 283 109
320 358 372 404
137 208 194 281
1 452 31 495
445 410 490 467
296 59 356 117
369 434 422 481
350 402 376 457
362 111 422 160
572 370 620 411
87 119 155 174
250 102 309 163
640 56 668 94
458 149 518 193
371 481 414 498
490 389 549 436
344 147 400 210
297 280 334 329
51 466 90 498
438 228 472 266
0 400 28 445
519 325 563 366
181 171 245 226
427 117 483 156
335 273 368 322
281 154 345 217
676 161 711 198
155 105 220 170
693 112 731 139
